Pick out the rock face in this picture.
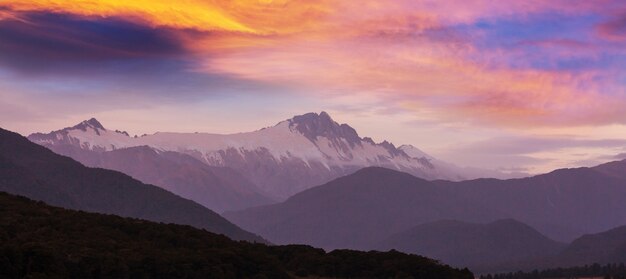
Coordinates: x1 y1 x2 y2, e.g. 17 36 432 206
0 127 265 243
28 112 515 200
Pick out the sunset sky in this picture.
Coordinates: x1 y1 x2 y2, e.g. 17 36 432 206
1 0 626 173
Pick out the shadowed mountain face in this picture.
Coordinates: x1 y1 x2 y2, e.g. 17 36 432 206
593 159 626 180
28 113 517 200
436 166 626 242
554 225 626 267
99 146 275 213
0 127 264 242
0 191 474 279
36 143 274 213
226 162 626 251
377 219 566 272
486 225 626 273
225 167 503 250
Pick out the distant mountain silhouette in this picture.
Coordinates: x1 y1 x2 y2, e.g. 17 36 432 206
0 127 263 242
0 191 474 279
554 225 626 267
435 165 626 241
226 162 626 251
225 167 502 250
487 224 626 273
377 219 565 272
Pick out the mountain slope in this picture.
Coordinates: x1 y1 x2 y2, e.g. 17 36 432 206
29 113 516 199
0 191 474 279
224 167 503 250
37 143 274 212
435 165 626 242
226 162 626 250
593 159 626 180
377 219 565 271
99 146 275 213
0 127 263 242
490 224 626 273
554 225 626 267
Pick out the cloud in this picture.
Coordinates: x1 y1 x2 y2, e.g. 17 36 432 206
0 9 192 74
449 136 626 156
2 0 626 131
596 12 626 41
434 135 626 172
0 1 254 33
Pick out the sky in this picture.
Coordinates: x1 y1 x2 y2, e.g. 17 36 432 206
1 0 626 174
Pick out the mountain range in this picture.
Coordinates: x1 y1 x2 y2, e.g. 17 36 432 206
0 127 263 242
225 162 626 251
225 167 501 250
28 112 518 204
0 113 626 272
12 112 626 275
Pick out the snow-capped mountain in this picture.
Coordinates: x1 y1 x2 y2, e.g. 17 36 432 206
398 144 524 181
29 112 512 199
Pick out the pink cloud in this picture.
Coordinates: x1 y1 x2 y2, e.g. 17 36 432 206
4 0 626 129
596 12 626 41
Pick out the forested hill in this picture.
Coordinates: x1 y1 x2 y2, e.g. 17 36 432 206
0 191 473 279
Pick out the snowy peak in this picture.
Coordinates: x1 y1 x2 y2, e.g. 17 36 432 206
50 118 130 137
287 112 361 147
379 140 405 157
29 118 106 144
398 144 434 160
28 118 132 152
28 111 499 199
283 112 421 166
72 118 105 132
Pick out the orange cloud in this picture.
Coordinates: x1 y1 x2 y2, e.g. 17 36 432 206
3 0 254 32
1 0 339 34
3 0 625 128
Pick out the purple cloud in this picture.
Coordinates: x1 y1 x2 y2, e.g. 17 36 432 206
596 12 626 41
0 9 190 74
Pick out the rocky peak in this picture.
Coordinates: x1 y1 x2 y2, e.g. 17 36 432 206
288 112 361 147
71 118 105 132
379 140 405 157
27 117 106 143
398 145 434 160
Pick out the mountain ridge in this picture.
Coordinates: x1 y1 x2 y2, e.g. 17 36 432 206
28 112 520 199
225 161 626 252
224 167 504 250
